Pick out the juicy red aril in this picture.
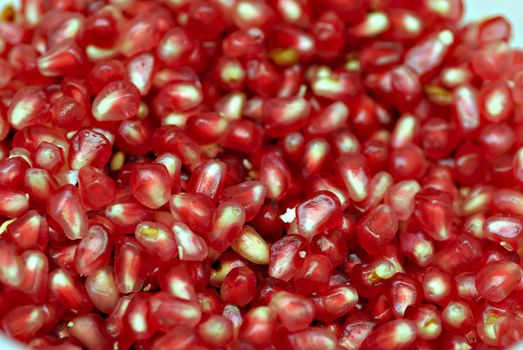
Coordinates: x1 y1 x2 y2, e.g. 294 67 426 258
1 1 523 349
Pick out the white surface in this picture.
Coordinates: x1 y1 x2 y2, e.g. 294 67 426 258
464 0 523 46
0 0 522 349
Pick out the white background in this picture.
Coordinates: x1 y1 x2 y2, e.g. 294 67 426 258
464 0 523 46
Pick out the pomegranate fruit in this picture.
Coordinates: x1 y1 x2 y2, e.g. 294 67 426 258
0 0 522 349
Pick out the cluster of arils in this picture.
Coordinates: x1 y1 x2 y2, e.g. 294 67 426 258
0 0 522 349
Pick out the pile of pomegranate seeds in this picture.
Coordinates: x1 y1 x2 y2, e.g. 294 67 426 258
1 0 523 349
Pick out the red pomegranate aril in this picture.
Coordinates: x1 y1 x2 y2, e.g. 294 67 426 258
126 53 155 96
114 237 145 294
269 291 314 332
78 166 117 210
187 159 226 201
33 141 64 174
172 222 208 262
151 326 197 350
2 305 46 342
68 313 109 350
185 112 228 145
472 41 513 81
311 229 348 267
441 299 474 334
68 128 112 170
312 285 358 322
92 80 140 122
85 266 119 314
239 306 276 345
336 153 371 202
135 221 177 262
480 80 513 123
220 266 257 307
130 163 172 209
0 240 23 289
7 87 50 130
0 157 30 191
156 27 195 67
363 319 417 350
198 314 233 348
125 293 156 341
414 188 453 241
105 195 151 233
475 260 522 302
385 273 423 318
88 60 126 95
75 225 112 277
160 263 197 302
47 184 88 240
105 295 132 340
405 29 454 82
37 39 86 77
170 192 214 235
484 214 523 251
405 304 442 341
295 191 342 239
206 200 245 253
49 95 85 131
283 327 338 350
6 210 48 250
269 234 309 281
48 268 93 314
422 267 456 306
222 119 264 153
115 119 153 156
259 151 292 201
149 291 201 332
293 254 332 295
357 204 398 255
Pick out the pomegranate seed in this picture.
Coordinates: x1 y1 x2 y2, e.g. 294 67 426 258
2 305 46 342
91 80 140 122
414 188 453 241
231 225 269 265
37 39 86 77
85 266 119 313
172 222 208 262
75 225 112 276
125 293 156 340
7 87 50 130
105 195 151 233
114 237 145 294
48 268 93 314
68 313 109 349
269 234 309 281
130 163 172 209
78 166 116 210
6 210 48 250
0 241 23 288
47 184 88 240
187 159 226 201
135 221 177 262
170 193 214 235
269 291 314 332
198 314 233 348
475 260 522 302
337 153 371 202
205 200 245 253
363 319 417 350
296 191 342 239
68 128 112 170
405 304 442 341
422 267 456 306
